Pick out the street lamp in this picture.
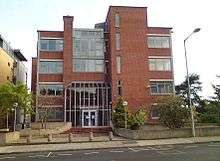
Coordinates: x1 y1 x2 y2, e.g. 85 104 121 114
184 28 201 139
123 101 128 129
12 103 18 132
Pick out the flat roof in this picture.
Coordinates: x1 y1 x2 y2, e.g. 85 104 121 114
13 49 27 61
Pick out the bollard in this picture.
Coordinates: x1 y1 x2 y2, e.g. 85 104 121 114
89 131 93 141
68 133 73 143
27 134 32 144
48 133 52 142
109 131 113 141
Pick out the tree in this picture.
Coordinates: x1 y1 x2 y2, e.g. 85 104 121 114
212 75 220 100
112 97 127 128
0 82 34 127
199 76 220 125
157 95 190 129
175 73 204 112
199 101 220 125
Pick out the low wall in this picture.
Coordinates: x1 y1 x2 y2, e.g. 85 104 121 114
115 126 220 140
0 132 20 144
20 122 72 137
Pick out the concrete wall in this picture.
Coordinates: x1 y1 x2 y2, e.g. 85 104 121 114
20 122 72 137
115 126 220 140
0 132 20 144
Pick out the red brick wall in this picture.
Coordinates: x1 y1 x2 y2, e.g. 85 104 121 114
107 7 150 112
63 16 73 85
38 31 63 38
31 58 37 94
39 51 63 59
39 74 63 82
106 6 173 114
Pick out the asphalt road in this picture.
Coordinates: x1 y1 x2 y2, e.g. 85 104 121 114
0 142 219 161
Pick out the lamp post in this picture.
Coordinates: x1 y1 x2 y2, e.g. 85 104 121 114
184 28 201 139
123 101 128 129
12 103 18 132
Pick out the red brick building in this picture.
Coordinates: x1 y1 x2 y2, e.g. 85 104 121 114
32 6 174 128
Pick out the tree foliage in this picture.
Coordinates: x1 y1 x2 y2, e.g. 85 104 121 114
128 106 149 130
199 101 220 125
0 82 34 123
199 76 220 125
157 95 190 129
175 73 204 112
112 97 128 128
112 97 149 129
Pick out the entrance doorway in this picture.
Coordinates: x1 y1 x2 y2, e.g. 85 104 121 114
82 110 97 127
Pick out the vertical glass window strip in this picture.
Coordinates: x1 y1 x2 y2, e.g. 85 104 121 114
116 33 120 50
115 13 120 27
73 29 105 72
116 56 121 74
117 80 122 96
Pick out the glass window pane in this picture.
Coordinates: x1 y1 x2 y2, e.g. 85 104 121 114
39 61 63 74
116 33 120 50
148 37 170 48
115 13 120 27
40 39 63 51
116 56 121 74
150 81 173 94
149 59 171 71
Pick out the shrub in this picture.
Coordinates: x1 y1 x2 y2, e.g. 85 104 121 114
112 97 149 129
128 107 149 130
112 97 128 128
199 101 220 125
157 95 190 129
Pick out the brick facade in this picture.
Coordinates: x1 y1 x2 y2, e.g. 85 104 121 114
32 6 174 125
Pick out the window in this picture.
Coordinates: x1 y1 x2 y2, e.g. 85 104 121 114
40 39 63 51
116 56 121 74
149 58 171 71
39 61 63 74
73 29 105 72
115 13 120 27
116 33 120 50
74 59 104 72
151 105 159 119
148 36 170 48
117 80 122 96
39 85 63 96
150 81 173 94
38 107 64 121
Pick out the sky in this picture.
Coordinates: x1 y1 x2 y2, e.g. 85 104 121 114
0 0 219 98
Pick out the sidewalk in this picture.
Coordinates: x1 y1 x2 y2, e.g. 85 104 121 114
0 136 220 154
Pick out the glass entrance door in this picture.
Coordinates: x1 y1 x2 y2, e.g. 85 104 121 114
82 110 97 127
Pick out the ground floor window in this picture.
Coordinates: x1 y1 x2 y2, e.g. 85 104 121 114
38 107 64 121
151 105 160 119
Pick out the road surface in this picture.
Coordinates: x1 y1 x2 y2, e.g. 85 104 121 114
0 142 219 161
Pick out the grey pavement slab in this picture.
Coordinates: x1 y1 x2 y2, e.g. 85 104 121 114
0 136 219 154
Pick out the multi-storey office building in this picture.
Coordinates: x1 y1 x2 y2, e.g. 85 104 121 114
0 34 28 128
32 6 174 129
